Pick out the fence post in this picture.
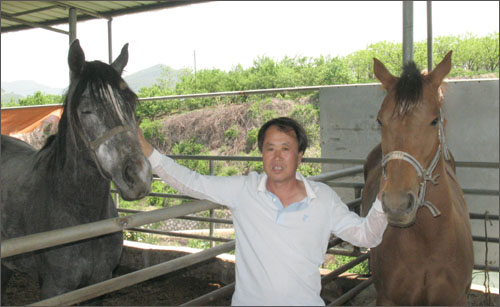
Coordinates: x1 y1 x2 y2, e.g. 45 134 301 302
209 160 215 248
114 183 120 209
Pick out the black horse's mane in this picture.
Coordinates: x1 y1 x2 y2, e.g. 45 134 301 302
394 61 423 116
35 60 136 174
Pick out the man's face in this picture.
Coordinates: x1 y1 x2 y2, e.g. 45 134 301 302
262 125 303 185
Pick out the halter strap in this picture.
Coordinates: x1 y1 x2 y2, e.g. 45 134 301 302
381 108 450 218
78 124 135 180
89 125 134 151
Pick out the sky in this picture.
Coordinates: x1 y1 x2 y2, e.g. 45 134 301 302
1 1 498 89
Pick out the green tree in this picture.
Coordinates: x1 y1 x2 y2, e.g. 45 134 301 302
18 91 62 106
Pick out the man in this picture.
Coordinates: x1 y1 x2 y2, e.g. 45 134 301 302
137 117 387 306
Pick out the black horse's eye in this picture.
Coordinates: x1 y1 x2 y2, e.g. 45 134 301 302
430 118 439 126
80 110 93 115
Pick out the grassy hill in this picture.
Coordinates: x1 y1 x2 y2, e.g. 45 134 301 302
124 64 184 93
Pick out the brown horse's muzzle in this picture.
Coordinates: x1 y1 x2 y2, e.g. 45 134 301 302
381 190 418 227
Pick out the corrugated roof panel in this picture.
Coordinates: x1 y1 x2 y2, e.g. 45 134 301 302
1 1 210 33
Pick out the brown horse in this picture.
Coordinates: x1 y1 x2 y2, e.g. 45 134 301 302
361 51 474 305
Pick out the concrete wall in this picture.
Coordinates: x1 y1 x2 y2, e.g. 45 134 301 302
319 79 499 269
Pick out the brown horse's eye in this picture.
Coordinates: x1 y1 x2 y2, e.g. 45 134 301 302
430 118 439 126
377 119 383 127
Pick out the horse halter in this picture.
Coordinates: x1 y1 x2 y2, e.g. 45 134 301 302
76 84 136 181
79 124 136 181
381 108 450 218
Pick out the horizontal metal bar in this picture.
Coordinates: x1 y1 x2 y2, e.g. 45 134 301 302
176 215 233 225
52 1 111 20
325 182 499 197
138 85 340 102
327 248 363 257
327 237 344 249
126 227 232 243
118 208 233 224
182 282 235 306
1 13 69 35
30 241 235 306
167 154 366 164
462 188 499 196
112 190 195 200
10 5 59 16
309 165 364 182
470 213 499 220
327 182 365 189
474 265 500 272
328 278 373 306
473 236 500 242
164 154 499 168
455 161 500 168
1 200 222 258
346 198 362 210
1 103 63 110
321 253 370 285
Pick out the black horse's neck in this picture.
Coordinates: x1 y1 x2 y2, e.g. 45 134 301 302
36 104 110 194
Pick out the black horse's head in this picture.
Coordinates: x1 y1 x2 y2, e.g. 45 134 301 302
62 39 152 200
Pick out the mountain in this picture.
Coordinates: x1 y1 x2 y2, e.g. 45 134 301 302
1 88 24 104
1 65 183 103
123 64 184 93
1 80 66 98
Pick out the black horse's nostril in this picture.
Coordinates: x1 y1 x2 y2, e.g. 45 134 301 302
123 160 136 186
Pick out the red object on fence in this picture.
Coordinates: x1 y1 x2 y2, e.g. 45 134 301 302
1 105 63 135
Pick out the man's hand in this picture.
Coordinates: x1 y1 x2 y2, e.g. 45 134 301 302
137 125 154 158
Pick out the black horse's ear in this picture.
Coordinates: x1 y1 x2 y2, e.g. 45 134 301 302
111 43 129 75
68 39 85 79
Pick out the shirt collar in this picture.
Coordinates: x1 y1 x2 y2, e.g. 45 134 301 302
257 172 318 201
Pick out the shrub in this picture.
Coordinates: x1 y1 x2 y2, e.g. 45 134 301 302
224 125 240 140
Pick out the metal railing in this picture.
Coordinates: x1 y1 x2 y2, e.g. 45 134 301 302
116 155 499 249
3 152 496 305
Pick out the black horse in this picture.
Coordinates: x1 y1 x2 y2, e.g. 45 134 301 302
1 40 152 300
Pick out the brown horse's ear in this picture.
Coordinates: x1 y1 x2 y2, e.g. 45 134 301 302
68 39 85 80
373 58 397 91
111 43 129 75
429 51 452 88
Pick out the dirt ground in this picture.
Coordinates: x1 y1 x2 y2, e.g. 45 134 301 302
2 268 498 306
1 267 232 306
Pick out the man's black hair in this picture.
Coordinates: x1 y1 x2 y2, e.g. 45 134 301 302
257 117 308 154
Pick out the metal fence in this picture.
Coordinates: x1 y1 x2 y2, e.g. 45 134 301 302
3 155 496 305
2 85 498 305
115 155 499 269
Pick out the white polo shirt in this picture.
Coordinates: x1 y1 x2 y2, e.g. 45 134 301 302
148 149 387 306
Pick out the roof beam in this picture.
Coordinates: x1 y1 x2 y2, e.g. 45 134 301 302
1 12 69 35
49 1 112 20
10 5 60 17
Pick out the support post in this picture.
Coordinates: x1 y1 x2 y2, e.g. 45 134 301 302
108 18 113 63
427 1 433 72
402 1 414 65
68 8 77 44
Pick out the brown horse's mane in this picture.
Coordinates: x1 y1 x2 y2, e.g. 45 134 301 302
394 61 423 116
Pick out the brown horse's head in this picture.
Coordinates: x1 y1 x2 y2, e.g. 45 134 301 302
373 51 452 227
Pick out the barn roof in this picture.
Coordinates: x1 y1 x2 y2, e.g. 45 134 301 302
1 1 210 33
